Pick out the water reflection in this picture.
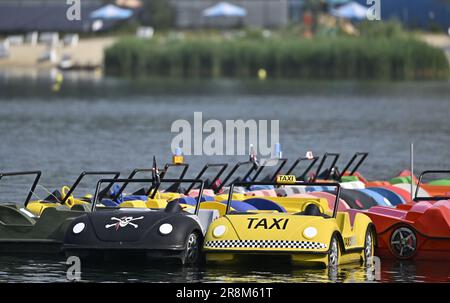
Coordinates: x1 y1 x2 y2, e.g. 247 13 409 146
2 255 448 283
380 260 450 283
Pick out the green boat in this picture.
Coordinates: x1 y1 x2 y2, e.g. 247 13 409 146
0 171 87 254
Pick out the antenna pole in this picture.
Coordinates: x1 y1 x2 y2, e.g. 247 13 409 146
410 142 414 200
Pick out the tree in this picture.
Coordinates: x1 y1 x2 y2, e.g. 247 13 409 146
140 0 175 30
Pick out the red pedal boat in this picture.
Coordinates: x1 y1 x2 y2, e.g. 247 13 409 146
349 171 450 261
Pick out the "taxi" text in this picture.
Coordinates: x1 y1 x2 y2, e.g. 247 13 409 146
247 218 289 230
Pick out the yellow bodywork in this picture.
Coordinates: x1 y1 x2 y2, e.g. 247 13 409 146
214 193 247 202
26 185 92 216
204 209 372 267
26 188 200 216
26 198 90 216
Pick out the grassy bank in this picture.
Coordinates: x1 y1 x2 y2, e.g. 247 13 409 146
105 35 450 80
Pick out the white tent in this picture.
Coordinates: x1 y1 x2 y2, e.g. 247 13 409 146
331 1 368 20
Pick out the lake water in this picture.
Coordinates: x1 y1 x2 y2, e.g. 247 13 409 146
1 255 449 283
0 70 449 282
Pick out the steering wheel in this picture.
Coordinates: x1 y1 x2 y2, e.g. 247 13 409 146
301 200 325 213
61 185 75 207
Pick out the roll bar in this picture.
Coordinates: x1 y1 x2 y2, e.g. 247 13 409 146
113 162 190 199
61 171 121 204
159 163 189 180
115 168 154 199
313 153 340 181
414 170 450 201
92 178 204 215
339 152 369 180
226 180 341 218
251 158 288 182
0 171 42 207
184 163 228 194
284 156 319 181
215 161 257 193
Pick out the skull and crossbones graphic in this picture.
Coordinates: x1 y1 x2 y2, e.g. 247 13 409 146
105 216 144 230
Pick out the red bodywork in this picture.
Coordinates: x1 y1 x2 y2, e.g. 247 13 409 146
349 201 450 261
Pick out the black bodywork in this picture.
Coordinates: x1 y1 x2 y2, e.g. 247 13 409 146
63 178 205 263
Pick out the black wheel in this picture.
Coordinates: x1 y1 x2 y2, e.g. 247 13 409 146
390 226 417 259
362 228 374 265
181 232 201 265
328 235 339 268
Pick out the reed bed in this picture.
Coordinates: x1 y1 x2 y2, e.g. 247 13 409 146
105 35 450 80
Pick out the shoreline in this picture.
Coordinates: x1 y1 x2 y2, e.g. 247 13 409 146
1 33 449 76
0 37 116 69
419 33 450 63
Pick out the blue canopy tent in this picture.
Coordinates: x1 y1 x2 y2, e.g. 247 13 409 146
90 4 133 20
202 2 247 18
330 1 368 20
202 2 247 28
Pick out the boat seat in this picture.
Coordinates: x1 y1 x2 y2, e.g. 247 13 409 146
165 201 183 213
220 200 258 212
358 189 392 206
243 198 286 212
295 204 331 218
122 195 148 202
42 190 63 203
367 187 405 206
71 204 91 212
249 185 275 191
304 204 321 216
185 193 215 202
99 199 120 207
331 189 378 210
200 196 215 202
409 201 433 213
0 205 35 225
171 197 197 206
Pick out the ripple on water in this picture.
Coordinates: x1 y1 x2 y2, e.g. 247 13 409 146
0 253 449 282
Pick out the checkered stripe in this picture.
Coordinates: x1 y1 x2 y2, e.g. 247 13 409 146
205 240 327 250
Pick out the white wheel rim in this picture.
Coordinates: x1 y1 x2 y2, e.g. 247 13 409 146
329 238 338 267
365 232 373 260
186 233 198 262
